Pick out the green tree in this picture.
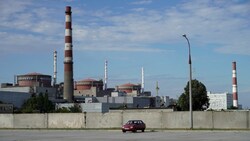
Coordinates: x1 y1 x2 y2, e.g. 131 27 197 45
69 104 82 113
54 104 81 113
177 79 209 111
54 107 71 113
21 93 54 113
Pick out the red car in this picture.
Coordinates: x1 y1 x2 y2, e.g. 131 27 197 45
122 120 146 133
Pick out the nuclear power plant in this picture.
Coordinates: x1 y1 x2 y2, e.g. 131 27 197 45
0 6 243 113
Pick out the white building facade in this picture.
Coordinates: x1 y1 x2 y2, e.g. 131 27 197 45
207 91 233 110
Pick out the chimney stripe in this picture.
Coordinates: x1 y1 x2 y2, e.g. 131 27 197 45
65 36 72 43
65 16 71 22
65 29 72 36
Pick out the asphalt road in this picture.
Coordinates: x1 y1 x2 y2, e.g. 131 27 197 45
0 130 249 141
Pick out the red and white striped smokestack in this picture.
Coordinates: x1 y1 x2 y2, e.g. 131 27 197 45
232 61 238 108
63 6 74 102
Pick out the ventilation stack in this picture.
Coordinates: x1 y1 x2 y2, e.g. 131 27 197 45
63 6 74 102
104 60 108 90
53 50 57 86
232 61 238 108
141 67 144 93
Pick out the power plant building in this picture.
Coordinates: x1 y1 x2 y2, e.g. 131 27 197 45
16 72 52 87
74 78 105 97
1 73 56 96
0 72 57 108
116 83 141 96
207 91 233 110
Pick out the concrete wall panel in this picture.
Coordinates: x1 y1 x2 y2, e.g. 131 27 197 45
48 113 84 128
213 111 248 129
0 114 13 128
193 111 213 129
13 114 47 128
162 112 189 129
86 112 122 128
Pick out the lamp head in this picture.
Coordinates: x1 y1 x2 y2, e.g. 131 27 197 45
182 34 186 37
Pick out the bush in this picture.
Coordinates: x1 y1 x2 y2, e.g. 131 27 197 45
21 93 54 113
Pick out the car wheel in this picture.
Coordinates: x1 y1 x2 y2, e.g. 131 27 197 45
132 129 136 133
142 129 145 132
122 130 126 133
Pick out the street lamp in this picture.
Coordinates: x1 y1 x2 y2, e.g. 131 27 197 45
182 34 193 129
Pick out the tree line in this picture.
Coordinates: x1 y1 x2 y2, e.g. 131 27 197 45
17 93 81 113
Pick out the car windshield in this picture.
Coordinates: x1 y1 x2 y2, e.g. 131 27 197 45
127 120 142 124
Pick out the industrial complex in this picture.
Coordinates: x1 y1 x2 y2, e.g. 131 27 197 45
0 6 241 113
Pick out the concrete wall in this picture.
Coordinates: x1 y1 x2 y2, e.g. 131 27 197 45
193 111 213 129
86 112 122 128
213 111 248 129
0 111 249 129
13 114 47 128
162 112 189 129
0 114 13 128
48 113 85 128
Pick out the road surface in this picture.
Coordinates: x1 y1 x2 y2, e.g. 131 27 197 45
0 130 249 141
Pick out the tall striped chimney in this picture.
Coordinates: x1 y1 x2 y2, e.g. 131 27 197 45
232 61 238 108
53 50 57 86
63 6 74 102
141 67 144 93
104 60 108 90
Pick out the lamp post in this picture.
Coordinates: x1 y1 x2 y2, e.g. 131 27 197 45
182 34 193 129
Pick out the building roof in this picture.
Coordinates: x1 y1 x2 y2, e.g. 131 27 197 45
119 83 136 87
79 78 97 82
25 72 44 75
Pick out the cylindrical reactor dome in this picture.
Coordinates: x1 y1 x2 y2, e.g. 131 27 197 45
17 72 52 87
117 83 141 93
75 79 103 90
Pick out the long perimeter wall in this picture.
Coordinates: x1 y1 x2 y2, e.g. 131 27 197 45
0 110 249 129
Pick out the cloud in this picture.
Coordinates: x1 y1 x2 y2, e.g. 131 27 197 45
1 0 250 55
70 0 250 54
0 31 62 54
74 42 168 52
0 0 32 20
131 8 145 12
0 0 64 54
180 0 250 54
131 0 152 5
